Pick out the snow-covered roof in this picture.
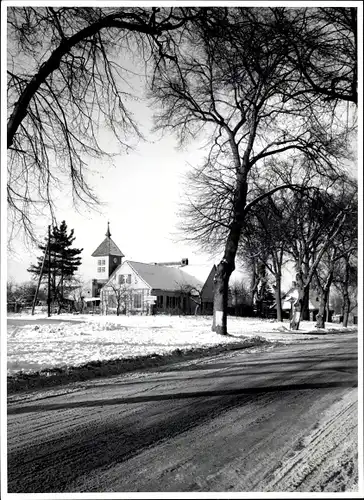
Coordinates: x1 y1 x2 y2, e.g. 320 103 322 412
180 264 248 285
281 288 319 311
128 261 204 292
179 264 215 284
91 237 124 257
230 268 250 285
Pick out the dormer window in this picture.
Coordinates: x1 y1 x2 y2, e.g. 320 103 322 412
118 274 132 284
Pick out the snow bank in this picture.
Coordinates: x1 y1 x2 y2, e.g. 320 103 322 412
7 314 356 379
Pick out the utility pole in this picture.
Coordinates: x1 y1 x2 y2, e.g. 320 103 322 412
47 225 51 318
31 237 49 316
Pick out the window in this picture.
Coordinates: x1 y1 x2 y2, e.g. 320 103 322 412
97 267 105 273
97 259 106 266
134 294 142 308
157 296 164 308
118 274 131 284
108 295 116 307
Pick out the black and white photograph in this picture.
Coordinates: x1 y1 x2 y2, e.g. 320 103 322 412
1 1 362 497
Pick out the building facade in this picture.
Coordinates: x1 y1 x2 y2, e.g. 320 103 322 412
90 222 124 298
100 259 215 315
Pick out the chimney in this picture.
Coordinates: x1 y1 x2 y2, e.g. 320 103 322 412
153 258 189 267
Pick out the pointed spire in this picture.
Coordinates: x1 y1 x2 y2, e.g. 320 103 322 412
106 221 111 238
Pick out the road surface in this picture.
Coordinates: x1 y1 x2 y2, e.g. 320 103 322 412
7 333 358 493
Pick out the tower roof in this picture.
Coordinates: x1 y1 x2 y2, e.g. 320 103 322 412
91 223 124 257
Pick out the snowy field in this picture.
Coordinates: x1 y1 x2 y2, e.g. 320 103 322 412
7 313 356 376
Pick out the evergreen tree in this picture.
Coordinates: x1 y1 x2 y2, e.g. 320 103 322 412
28 221 83 312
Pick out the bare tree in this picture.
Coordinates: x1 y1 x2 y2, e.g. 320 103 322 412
7 280 47 313
330 197 358 327
313 253 337 329
275 7 357 105
229 279 252 316
104 282 134 316
152 8 352 334
7 6 194 242
239 192 290 321
281 180 355 330
313 194 356 329
64 275 90 312
334 259 357 327
177 283 203 315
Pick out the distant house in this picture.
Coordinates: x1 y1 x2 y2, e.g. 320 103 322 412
101 260 216 315
90 223 256 316
278 282 333 321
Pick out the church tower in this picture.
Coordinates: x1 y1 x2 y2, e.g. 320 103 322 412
91 222 124 296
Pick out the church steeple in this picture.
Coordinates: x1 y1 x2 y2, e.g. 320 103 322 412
91 222 124 259
106 221 111 238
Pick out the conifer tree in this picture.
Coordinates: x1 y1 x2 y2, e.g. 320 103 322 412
28 221 83 312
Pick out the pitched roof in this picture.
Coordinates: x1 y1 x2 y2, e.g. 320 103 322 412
91 237 124 257
180 264 215 284
280 287 321 310
128 261 204 292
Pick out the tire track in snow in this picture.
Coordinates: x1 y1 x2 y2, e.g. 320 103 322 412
263 389 358 492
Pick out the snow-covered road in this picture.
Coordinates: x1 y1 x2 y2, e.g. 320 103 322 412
7 332 358 493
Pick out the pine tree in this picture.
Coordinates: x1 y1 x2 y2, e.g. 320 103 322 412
28 221 83 312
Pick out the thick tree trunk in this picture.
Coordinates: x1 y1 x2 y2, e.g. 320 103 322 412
290 293 305 330
315 299 326 329
212 260 232 335
274 275 283 322
342 293 350 327
302 286 310 320
255 263 267 318
342 260 351 327
212 216 243 335
315 272 333 329
290 276 306 330
212 129 252 334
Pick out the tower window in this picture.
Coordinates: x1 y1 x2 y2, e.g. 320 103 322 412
98 267 105 273
97 259 106 266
